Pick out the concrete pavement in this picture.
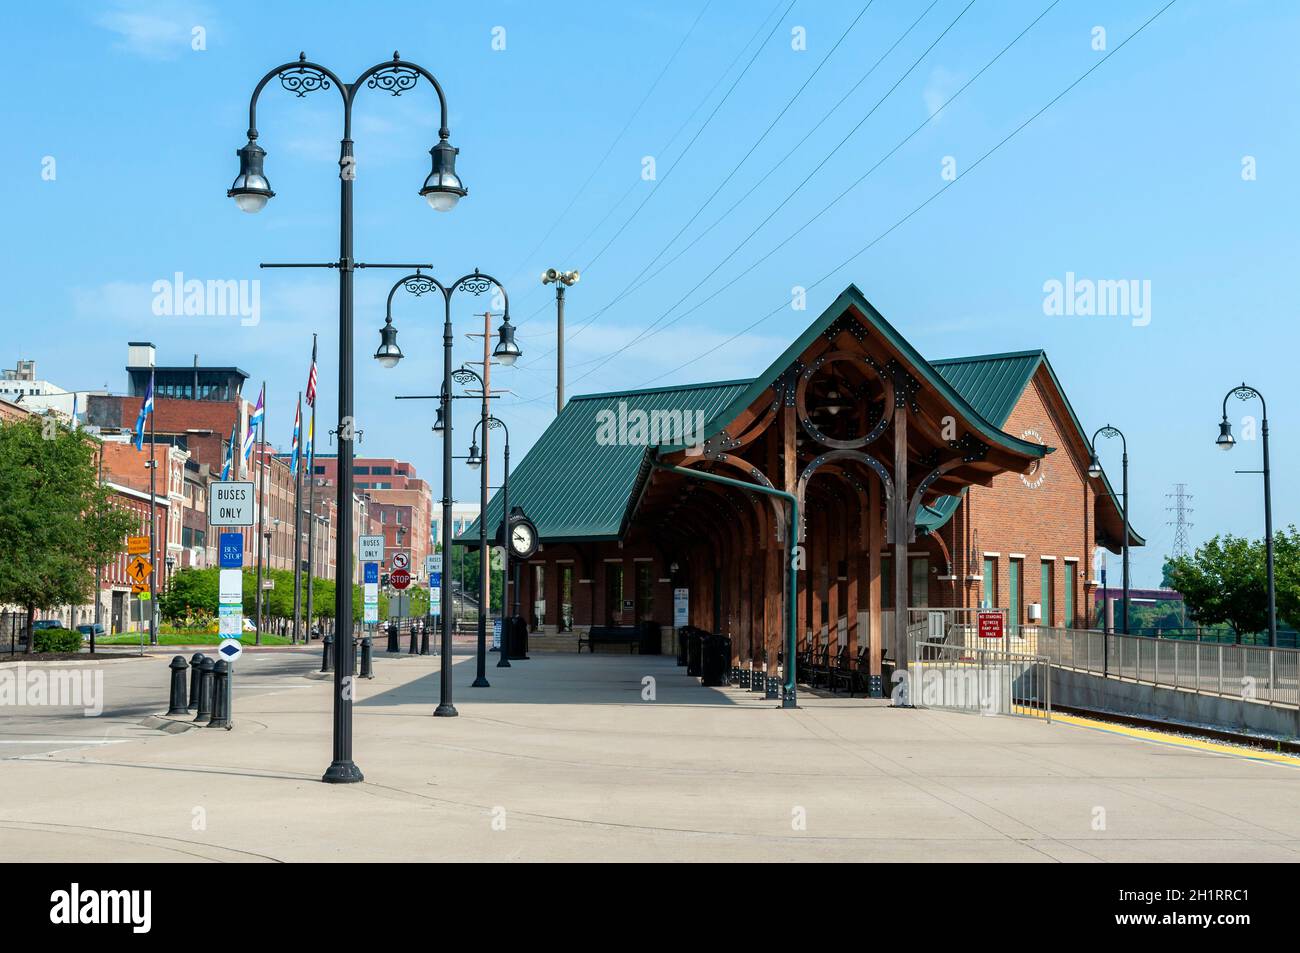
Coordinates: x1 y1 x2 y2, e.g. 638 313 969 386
2 648 1299 862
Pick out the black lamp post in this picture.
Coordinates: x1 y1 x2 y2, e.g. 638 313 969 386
375 271 520 714
1087 425 1130 635
1216 384 1277 647
467 415 512 669
229 52 466 784
540 268 579 414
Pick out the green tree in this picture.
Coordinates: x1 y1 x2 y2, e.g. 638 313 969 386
160 567 220 622
0 418 136 652
1275 526 1300 632
1165 534 1269 640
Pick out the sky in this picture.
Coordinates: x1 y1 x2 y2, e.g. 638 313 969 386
3 0 1297 588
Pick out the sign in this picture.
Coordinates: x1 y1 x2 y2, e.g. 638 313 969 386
364 581 378 625
218 638 243 662
261 578 275 590
219 605 243 636
219 569 243 603
391 551 410 571
359 535 384 564
425 554 437 576
492 618 501 650
209 481 255 526
673 588 689 628
429 570 441 590
127 535 150 555
126 556 152 585
977 610 1004 639
390 568 411 590
132 583 148 596
363 562 378 584
219 532 243 568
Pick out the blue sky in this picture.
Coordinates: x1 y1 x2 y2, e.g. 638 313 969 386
3 0 1297 587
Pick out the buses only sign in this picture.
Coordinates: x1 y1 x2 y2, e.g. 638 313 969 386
209 481 255 526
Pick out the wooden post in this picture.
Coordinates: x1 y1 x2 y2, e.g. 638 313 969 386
893 406 910 677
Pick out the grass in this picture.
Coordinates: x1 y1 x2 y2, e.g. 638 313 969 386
95 632 295 646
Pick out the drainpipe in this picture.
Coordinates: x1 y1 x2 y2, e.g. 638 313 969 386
654 462 799 709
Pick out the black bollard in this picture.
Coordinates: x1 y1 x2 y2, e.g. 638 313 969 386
208 660 230 729
187 652 204 710
166 656 189 715
193 657 214 724
354 637 361 676
420 619 430 656
386 621 399 654
360 635 374 679
321 633 334 673
409 620 419 655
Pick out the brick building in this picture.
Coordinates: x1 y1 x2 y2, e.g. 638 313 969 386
457 285 1138 694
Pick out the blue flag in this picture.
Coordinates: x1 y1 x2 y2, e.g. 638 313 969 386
132 375 153 450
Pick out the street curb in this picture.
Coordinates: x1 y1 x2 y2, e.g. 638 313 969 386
0 655 157 668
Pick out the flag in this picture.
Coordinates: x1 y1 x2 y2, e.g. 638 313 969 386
289 397 301 476
242 384 264 464
304 413 314 463
305 336 318 408
70 392 79 431
132 375 153 450
221 420 237 480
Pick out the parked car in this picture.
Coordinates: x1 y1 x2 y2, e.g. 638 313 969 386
76 623 106 639
32 619 65 631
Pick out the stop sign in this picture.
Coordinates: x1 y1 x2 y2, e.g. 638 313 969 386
390 568 411 590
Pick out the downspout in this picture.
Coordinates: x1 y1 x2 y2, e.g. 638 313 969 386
654 461 799 709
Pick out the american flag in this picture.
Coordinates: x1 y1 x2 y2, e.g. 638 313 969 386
305 335 318 408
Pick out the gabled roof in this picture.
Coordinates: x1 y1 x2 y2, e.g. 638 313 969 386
457 380 750 544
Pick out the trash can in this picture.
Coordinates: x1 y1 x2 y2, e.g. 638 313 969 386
637 621 662 655
506 616 530 660
701 633 727 687
675 628 688 666
686 629 703 677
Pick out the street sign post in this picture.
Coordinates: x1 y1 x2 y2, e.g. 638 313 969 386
390 568 411 590
978 610 1004 639
126 556 152 587
392 552 410 571
208 481 256 526
673 588 689 628
218 638 244 663
363 562 379 625
128 535 150 555
219 532 243 568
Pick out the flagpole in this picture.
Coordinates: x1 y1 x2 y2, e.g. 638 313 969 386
148 365 158 647
302 335 318 639
292 392 304 644
254 384 267 646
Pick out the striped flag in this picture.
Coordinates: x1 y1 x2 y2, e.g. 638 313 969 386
221 420 237 480
304 413 314 463
290 397 302 476
132 374 154 451
242 384 264 464
305 336 318 408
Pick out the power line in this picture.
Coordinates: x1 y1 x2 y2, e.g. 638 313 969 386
562 0 981 386
629 0 1180 387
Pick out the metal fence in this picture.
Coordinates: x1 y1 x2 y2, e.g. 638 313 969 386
904 636 1051 721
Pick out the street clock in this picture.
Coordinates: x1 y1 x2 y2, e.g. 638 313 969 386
508 512 539 560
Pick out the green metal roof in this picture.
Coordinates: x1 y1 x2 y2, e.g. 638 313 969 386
456 380 751 545
931 350 1045 425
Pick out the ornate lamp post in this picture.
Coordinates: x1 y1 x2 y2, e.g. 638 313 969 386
375 270 520 714
1215 384 1277 646
228 52 467 784
540 268 579 414
1087 425 1130 635
466 415 513 669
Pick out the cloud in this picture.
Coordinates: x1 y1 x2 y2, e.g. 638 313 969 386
94 0 212 60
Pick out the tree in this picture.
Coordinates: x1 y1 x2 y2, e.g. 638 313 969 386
1165 534 1268 640
0 418 135 652
1275 526 1300 633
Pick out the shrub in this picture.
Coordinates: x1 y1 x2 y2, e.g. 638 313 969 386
32 628 84 653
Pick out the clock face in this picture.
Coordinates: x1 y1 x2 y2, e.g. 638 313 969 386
510 521 536 557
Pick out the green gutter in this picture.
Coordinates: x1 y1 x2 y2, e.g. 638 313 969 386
655 462 799 709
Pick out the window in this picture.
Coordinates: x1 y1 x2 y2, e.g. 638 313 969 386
910 557 929 608
1064 561 1076 627
1008 560 1022 635
371 466 392 475
531 565 545 630
635 563 654 623
559 566 574 632
1040 560 1053 627
604 563 624 626
355 466 370 475
982 557 996 607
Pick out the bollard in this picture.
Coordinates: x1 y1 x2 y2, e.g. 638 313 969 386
187 652 205 710
360 635 374 679
167 656 189 715
420 620 430 656
193 657 214 724
409 621 419 655
208 660 230 729
386 621 399 654
354 637 361 676
321 633 334 673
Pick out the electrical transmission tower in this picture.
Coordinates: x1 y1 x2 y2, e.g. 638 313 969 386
1166 483 1194 558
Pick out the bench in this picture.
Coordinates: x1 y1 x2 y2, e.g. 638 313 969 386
578 625 641 654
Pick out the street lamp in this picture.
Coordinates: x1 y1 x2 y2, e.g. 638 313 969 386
375 270 518 714
1087 425 1130 635
1216 384 1277 646
466 415 513 670
540 268 578 414
229 51 465 784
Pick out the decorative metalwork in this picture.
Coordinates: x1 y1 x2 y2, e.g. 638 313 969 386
451 368 480 386
366 57 420 97
1097 424 1123 440
279 57 332 97
457 275 493 296
1231 386 1257 403
402 276 438 297
487 418 504 431
796 352 893 450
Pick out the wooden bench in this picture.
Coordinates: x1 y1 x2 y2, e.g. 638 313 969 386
578 625 642 654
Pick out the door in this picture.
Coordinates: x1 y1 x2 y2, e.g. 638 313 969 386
635 563 654 624
111 591 124 634
559 566 573 632
604 563 624 626
1064 561 1076 628
1008 560 1021 637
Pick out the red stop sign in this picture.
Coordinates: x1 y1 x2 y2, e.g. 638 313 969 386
390 568 411 590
